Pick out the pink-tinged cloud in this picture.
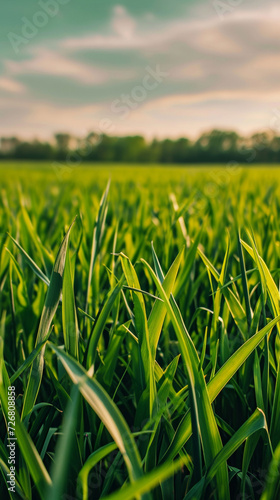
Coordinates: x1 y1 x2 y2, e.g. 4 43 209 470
0 77 25 93
4 49 137 85
60 4 280 53
1 3 280 138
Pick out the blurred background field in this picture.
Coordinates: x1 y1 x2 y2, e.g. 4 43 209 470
2 162 280 264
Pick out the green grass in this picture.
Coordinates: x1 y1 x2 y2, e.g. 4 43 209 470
1 162 280 499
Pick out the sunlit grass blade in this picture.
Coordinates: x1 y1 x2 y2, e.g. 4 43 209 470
86 275 125 369
8 234 50 286
10 340 47 384
78 431 151 500
185 408 268 499
197 245 248 339
19 204 54 276
78 442 118 500
237 230 252 328
101 457 184 500
141 257 230 499
85 180 110 313
120 252 156 417
204 408 269 489
21 219 75 419
49 343 149 492
149 245 184 358
62 246 79 359
164 314 280 462
241 237 280 319
174 229 203 297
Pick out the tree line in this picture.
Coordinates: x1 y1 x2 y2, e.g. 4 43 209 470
1 129 280 163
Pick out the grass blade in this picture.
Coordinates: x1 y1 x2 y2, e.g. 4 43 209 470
49 343 149 490
164 315 280 461
141 257 230 499
21 219 75 419
62 246 79 359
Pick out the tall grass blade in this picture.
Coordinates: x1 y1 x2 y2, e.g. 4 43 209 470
21 219 75 419
141 257 230 499
49 343 148 491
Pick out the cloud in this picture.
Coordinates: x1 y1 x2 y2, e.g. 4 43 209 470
0 85 278 141
1 2 280 139
4 48 137 85
106 92 279 139
61 5 142 51
187 25 241 55
172 62 206 81
0 77 25 93
111 5 136 38
60 3 280 53
234 54 280 87
142 90 280 112
0 97 104 139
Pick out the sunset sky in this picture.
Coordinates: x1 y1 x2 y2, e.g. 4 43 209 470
1 0 280 139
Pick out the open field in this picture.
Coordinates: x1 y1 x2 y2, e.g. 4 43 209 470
1 163 280 499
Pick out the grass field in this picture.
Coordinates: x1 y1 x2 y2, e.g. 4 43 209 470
1 162 280 500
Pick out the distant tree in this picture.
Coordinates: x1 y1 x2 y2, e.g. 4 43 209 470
172 138 191 163
194 129 240 162
86 132 101 146
14 141 53 160
115 136 146 162
1 129 280 163
0 137 20 157
93 135 118 161
54 133 72 155
159 139 175 163
270 136 280 162
144 139 161 163
249 132 273 162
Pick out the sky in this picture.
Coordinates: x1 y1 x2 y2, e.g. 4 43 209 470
0 0 280 140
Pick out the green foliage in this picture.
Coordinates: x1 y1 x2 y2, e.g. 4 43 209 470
1 164 280 499
1 128 280 162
